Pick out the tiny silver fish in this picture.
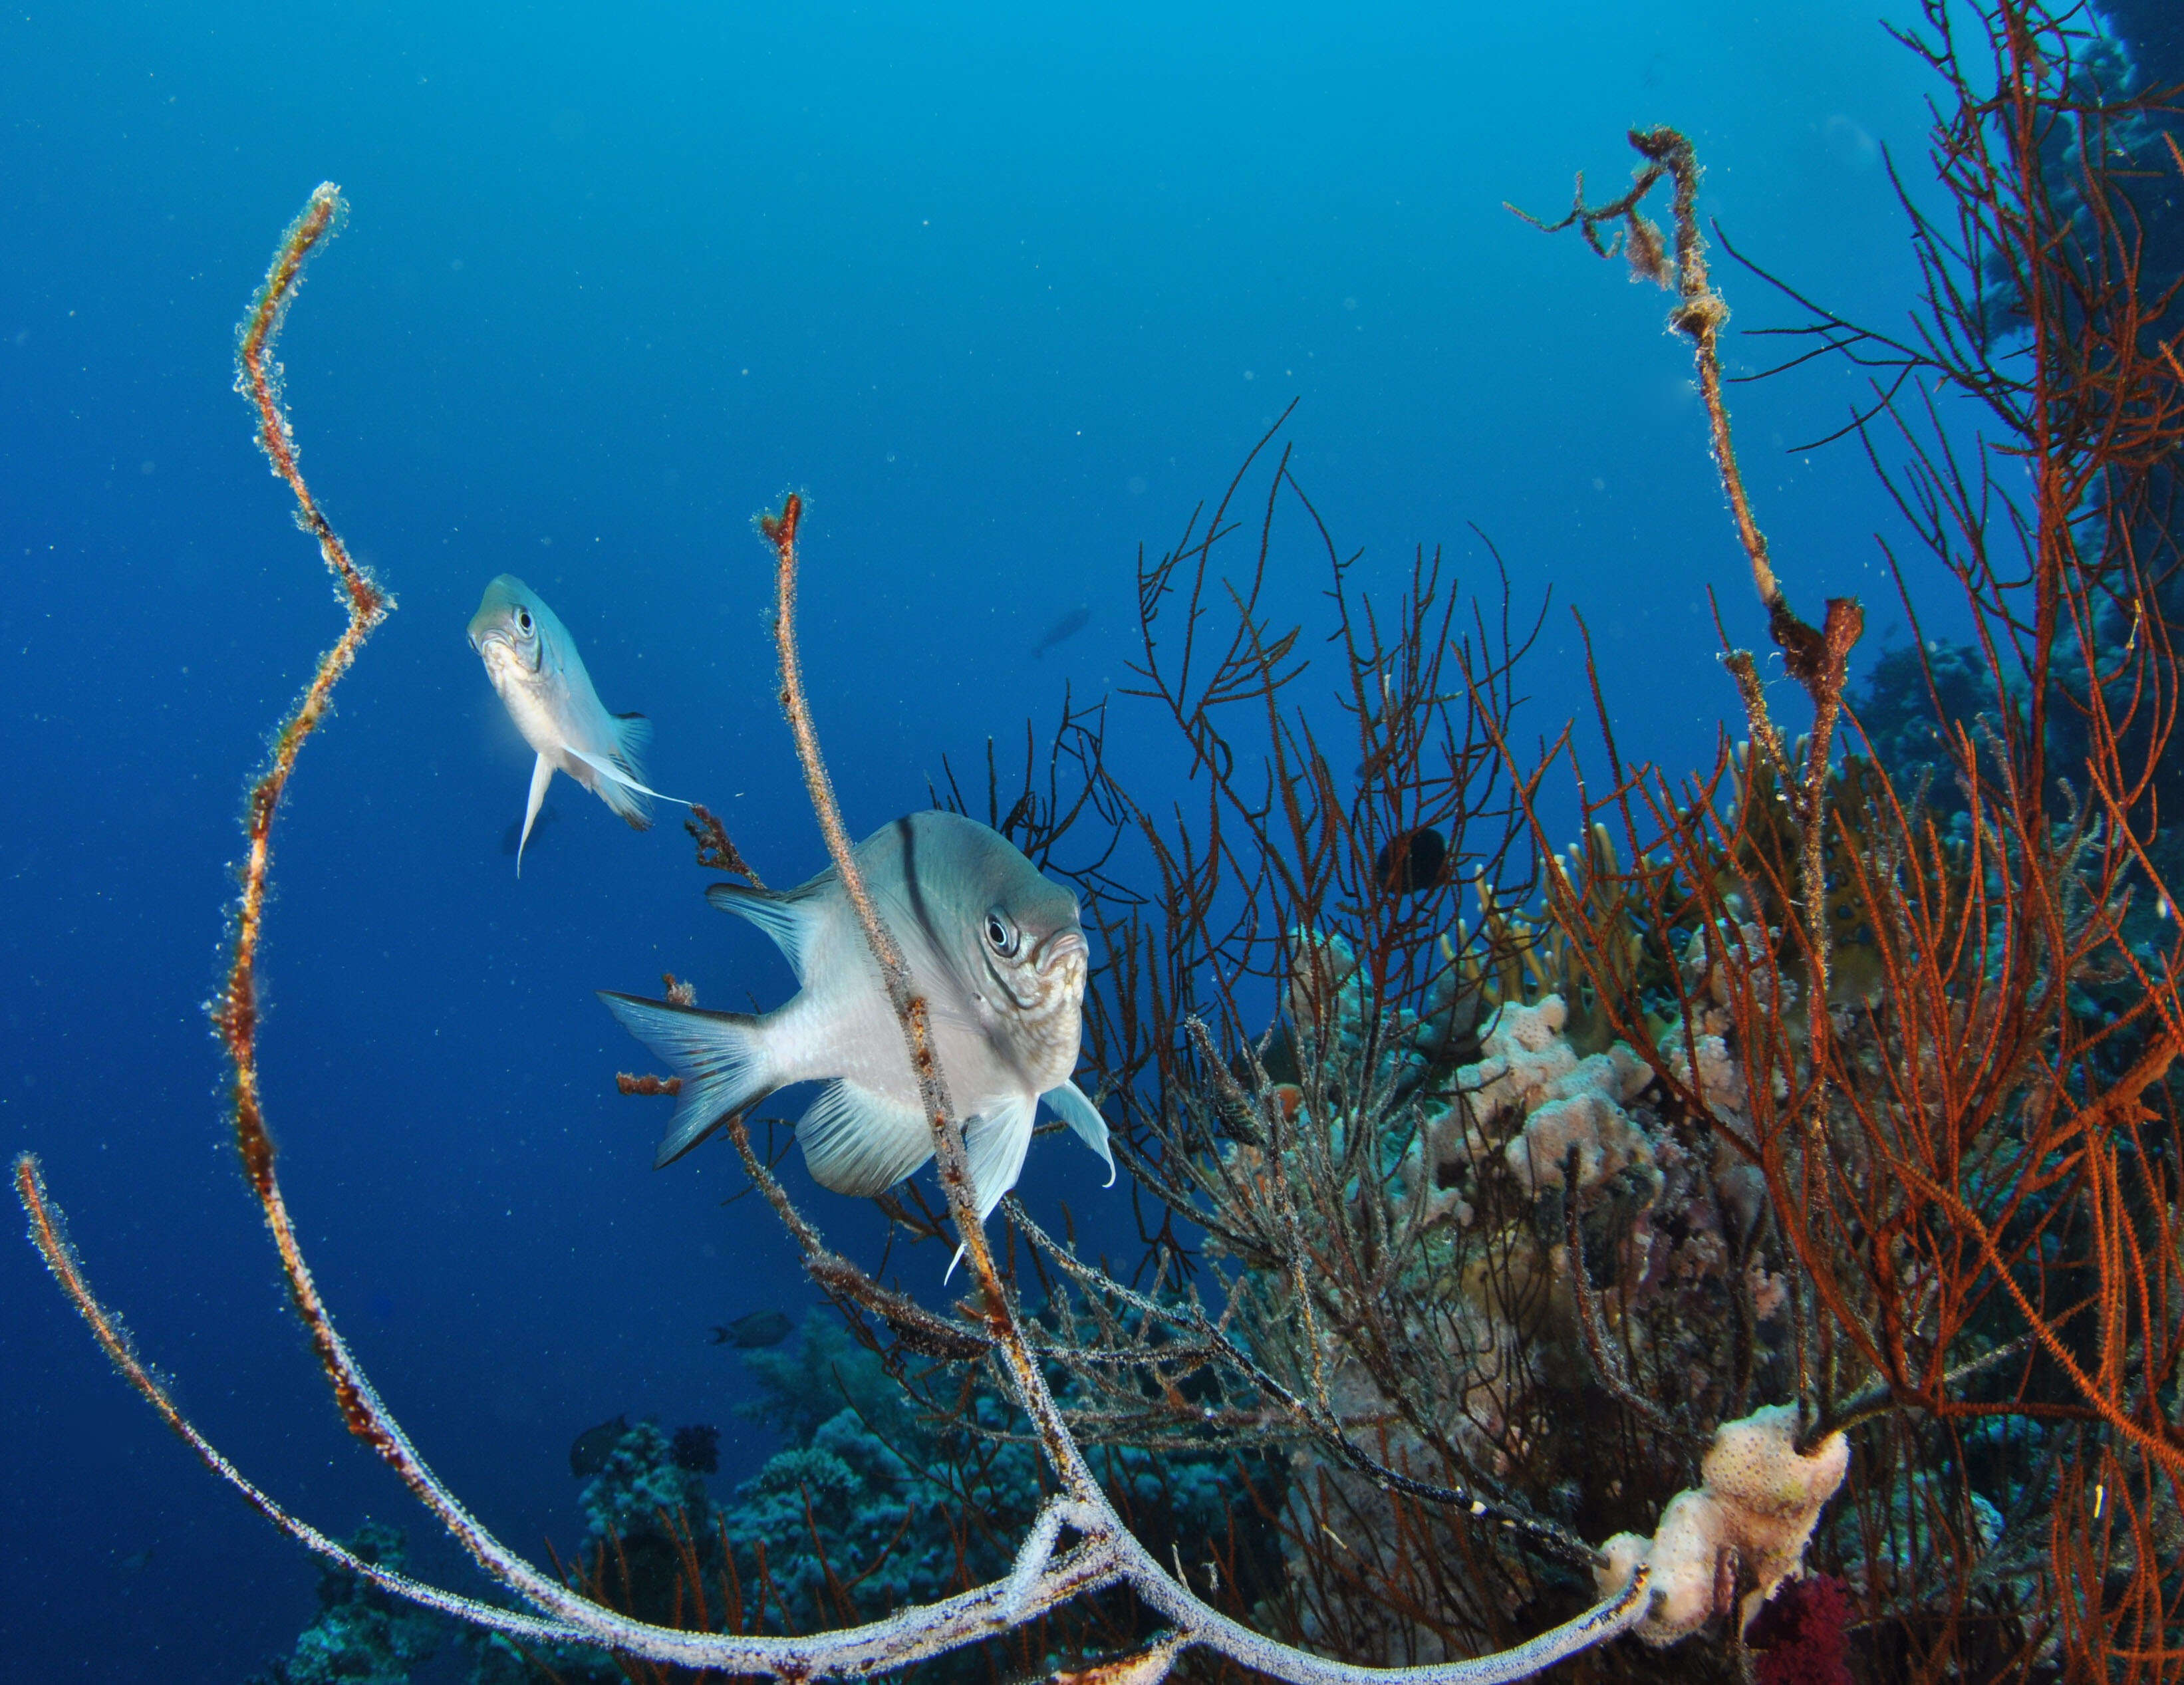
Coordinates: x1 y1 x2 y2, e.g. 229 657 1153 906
601 811 1112 1237
468 575 679 874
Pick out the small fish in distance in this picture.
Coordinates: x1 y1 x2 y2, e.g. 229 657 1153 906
1031 603 1090 660
568 1414 628 1478
468 575 684 876
600 811 1113 1269
1375 826 1446 896
710 1309 793 1349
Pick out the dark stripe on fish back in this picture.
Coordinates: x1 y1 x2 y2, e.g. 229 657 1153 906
892 815 956 971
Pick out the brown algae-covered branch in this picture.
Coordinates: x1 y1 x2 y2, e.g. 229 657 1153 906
1516 128 1861 1041
215 182 398 1442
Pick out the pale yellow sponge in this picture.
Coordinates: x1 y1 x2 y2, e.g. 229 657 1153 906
1593 1404 1849 1646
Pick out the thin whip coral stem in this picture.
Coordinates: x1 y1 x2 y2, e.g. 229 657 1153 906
1514 130 1863 1021
761 494 1000 1302
11 1156 587 1649
215 182 394 1438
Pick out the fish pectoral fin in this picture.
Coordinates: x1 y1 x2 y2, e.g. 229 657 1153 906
962 1098 1037 1223
517 753 555 878
597 991 774 1166
705 883 823 983
563 745 688 809
1043 1079 1116 1188
795 1081 934 1198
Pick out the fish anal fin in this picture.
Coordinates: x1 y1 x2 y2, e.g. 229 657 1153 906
795 1081 932 1199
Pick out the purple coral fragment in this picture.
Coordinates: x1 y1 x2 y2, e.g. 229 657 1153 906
1745 1573 1853 1685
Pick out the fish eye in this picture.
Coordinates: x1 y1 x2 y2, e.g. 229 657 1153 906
984 911 1021 958
516 609 534 634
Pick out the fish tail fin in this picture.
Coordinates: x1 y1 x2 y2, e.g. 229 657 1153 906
597 991 774 1165
593 767 654 831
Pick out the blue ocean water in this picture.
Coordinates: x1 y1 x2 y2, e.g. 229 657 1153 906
1 4 1951 1678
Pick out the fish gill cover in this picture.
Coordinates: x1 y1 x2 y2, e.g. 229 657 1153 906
3 3 2183 1684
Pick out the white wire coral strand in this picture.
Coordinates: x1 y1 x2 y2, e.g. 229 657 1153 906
20 1141 1141 1668
14 1153 581 1648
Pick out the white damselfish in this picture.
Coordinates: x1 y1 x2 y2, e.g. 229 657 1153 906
600 812 1113 1239
467 575 681 875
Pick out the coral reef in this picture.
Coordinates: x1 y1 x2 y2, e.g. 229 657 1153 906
19 7 2181 1684
245 1523 446 1685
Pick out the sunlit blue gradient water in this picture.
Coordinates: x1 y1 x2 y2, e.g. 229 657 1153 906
3 3 1949 1677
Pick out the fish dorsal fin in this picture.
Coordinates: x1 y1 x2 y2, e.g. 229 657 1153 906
706 882 825 985
613 710 653 755
1042 1080 1115 1188
795 1079 933 1199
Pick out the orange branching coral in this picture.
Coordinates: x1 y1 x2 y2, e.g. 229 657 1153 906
1498 5 2184 1675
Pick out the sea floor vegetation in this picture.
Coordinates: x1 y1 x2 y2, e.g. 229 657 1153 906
17 1 2184 1680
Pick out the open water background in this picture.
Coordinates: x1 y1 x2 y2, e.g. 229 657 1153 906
1 3 1964 1677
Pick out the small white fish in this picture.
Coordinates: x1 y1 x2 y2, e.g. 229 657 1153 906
601 811 1112 1241
467 575 680 875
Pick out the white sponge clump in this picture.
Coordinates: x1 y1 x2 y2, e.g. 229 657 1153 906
1449 995 1655 1196
1593 1404 1849 1646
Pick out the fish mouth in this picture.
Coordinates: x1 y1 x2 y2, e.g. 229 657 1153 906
1036 928 1088 972
984 928 1087 1011
470 626 537 674
1032 929 1089 998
